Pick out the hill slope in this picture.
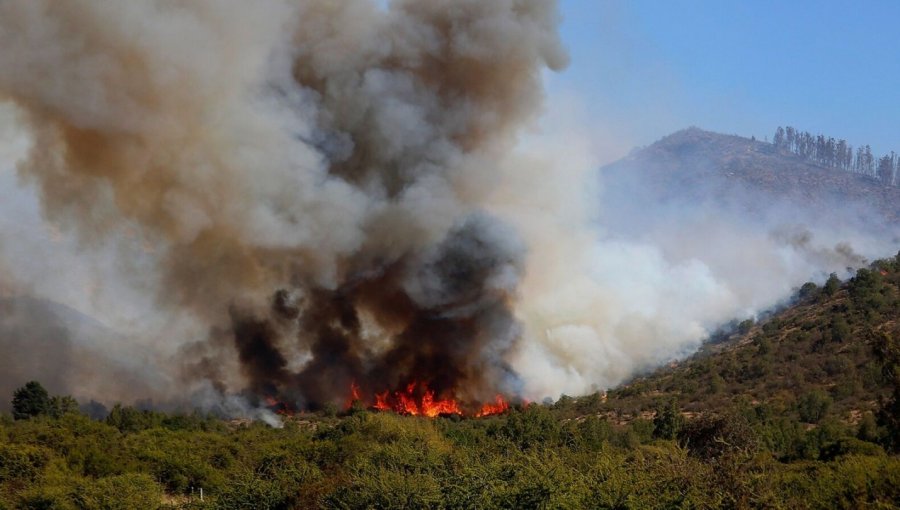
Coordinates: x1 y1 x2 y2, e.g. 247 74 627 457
0 296 162 411
1 258 898 508
553 253 900 430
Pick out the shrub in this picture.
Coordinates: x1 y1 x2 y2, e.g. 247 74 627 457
73 474 162 510
495 406 561 449
572 416 612 451
0 444 51 483
652 400 683 440
830 317 852 343
679 413 758 460
820 437 884 461
797 391 832 424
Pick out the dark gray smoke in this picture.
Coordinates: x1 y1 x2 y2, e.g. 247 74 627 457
0 0 566 411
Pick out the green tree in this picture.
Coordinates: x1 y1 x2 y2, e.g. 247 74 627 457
823 273 840 296
856 413 880 444
798 281 819 300
49 395 80 418
830 317 852 343
797 391 832 424
873 330 900 451
12 381 51 420
653 399 684 440
497 405 562 449
105 404 161 433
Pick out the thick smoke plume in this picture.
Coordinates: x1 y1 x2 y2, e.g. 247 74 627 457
0 0 566 410
1 1 897 414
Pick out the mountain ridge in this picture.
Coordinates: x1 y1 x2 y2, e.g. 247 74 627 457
607 127 900 227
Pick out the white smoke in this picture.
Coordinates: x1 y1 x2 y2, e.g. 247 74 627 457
493 104 898 399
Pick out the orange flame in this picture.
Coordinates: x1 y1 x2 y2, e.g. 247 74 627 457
421 388 462 417
361 382 507 418
374 391 392 412
370 381 462 417
266 383 512 420
264 395 295 417
345 381 362 409
475 395 509 417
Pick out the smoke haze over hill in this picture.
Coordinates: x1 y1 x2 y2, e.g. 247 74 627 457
0 2 897 415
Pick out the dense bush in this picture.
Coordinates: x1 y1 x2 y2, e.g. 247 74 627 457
73 473 163 510
0 400 895 509
797 390 833 424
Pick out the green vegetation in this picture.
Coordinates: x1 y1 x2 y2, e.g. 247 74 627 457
1 401 898 509
0 253 898 509
594 252 900 425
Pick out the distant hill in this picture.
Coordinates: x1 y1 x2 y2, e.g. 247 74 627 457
601 127 900 229
0 296 160 410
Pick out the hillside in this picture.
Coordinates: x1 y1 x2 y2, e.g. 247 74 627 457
1 255 899 508
553 253 900 423
2 128 900 508
0 297 162 412
585 128 900 428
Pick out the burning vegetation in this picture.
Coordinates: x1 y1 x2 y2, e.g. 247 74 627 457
273 380 511 419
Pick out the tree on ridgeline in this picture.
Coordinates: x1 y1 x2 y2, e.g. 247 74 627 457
773 126 785 148
11 381 80 420
877 153 896 185
772 126 899 185
863 145 875 176
823 272 841 297
49 395 80 418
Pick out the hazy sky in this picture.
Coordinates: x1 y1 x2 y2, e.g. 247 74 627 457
554 0 900 156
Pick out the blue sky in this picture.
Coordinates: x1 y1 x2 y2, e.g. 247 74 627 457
553 0 900 155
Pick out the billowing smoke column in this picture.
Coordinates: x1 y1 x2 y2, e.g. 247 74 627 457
5 0 894 416
225 213 526 409
0 0 566 411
